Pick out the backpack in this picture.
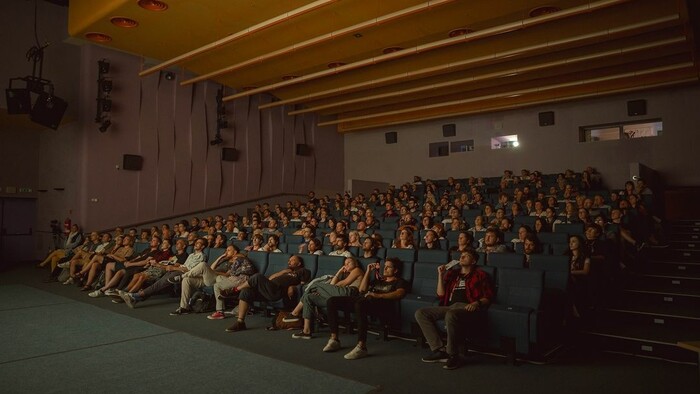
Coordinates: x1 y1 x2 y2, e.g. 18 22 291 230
189 290 215 313
267 310 303 331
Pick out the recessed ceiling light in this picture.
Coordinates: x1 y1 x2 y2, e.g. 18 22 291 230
529 6 561 17
353 33 363 38
138 0 169 12
282 75 299 81
110 17 139 28
327 62 346 69
85 32 112 42
448 28 474 38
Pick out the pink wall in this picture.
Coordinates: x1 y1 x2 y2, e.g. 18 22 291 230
79 45 343 230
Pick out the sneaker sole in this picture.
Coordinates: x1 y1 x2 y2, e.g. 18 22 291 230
422 358 448 363
207 316 225 320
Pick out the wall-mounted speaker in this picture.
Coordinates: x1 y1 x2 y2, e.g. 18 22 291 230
627 99 646 116
442 124 456 137
385 131 397 144
30 93 68 130
296 144 312 156
538 111 555 126
122 154 143 171
221 148 238 162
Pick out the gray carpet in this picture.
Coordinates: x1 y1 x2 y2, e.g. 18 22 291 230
0 285 374 393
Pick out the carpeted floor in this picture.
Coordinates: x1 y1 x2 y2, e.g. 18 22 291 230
2 264 699 393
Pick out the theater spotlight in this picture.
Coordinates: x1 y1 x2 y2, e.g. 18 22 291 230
5 86 32 114
99 119 111 133
101 99 112 112
100 79 112 93
210 135 223 146
98 60 110 74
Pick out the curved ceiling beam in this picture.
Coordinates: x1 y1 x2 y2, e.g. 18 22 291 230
317 62 693 126
180 0 457 86
340 78 697 132
223 0 633 102
288 36 687 115
259 14 679 110
138 0 339 77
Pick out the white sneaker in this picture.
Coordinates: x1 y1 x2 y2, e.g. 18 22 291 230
57 262 70 269
343 345 368 360
322 338 341 353
104 289 118 297
62 277 74 285
88 290 104 298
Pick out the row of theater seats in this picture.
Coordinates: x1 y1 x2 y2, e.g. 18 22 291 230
190 248 571 356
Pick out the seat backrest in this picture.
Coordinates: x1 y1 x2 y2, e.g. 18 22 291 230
513 216 537 227
445 231 461 244
554 222 584 235
296 253 318 278
417 249 449 264
246 251 269 275
232 240 249 251
376 247 387 259
537 232 568 245
487 253 524 269
479 265 497 288
375 229 396 240
411 262 440 296
134 242 149 254
206 247 225 263
348 246 360 257
322 245 333 255
550 242 569 256
495 268 544 310
285 234 303 244
386 247 417 263
315 255 346 277
529 254 570 291
265 253 292 276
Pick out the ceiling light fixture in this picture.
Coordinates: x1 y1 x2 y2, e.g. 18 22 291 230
327 62 346 69
448 28 474 38
529 6 561 17
110 17 139 28
137 0 169 12
382 47 404 54
85 32 112 43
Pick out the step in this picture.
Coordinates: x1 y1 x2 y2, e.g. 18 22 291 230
584 322 699 363
669 241 700 250
621 287 700 308
627 272 700 290
647 260 700 275
597 303 700 331
669 233 700 242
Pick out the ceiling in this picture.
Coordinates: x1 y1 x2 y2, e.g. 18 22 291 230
68 0 700 132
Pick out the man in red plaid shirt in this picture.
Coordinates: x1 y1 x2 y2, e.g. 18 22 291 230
415 249 494 370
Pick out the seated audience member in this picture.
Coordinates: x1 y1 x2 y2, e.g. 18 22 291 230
122 238 178 293
89 236 162 298
510 225 532 247
80 235 134 291
476 228 508 254
329 234 354 257
468 216 487 234
322 258 408 360
419 215 434 232
567 235 591 318
258 234 282 253
118 238 207 309
360 237 379 258
224 255 311 332
296 226 315 253
163 245 253 316
245 233 264 252
499 217 513 233
421 230 441 250
392 227 416 249
348 230 363 247
449 231 474 253
522 234 542 267
285 257 365 337
212 233 227 249
399 213 418 231
415 249 494 370
52 232 98 283
64 232 113 285
37 224 84 270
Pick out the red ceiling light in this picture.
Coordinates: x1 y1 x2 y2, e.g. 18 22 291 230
85 32 112 42
282 75 299 81
327 62 346 69
448 28 474 38
529 6 561 17
110 17 139 28
138 0 169 11
382 47 403 54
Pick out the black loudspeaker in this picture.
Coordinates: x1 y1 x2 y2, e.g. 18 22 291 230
385 131 397 144
30 93 68 130
221 148 238 162
122 154 143 171
538 111 555 126
296 144 312 156
442 124 456 137
5 88 32 114
627 100 646 116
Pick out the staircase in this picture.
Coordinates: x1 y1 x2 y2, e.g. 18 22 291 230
584 219 700 364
